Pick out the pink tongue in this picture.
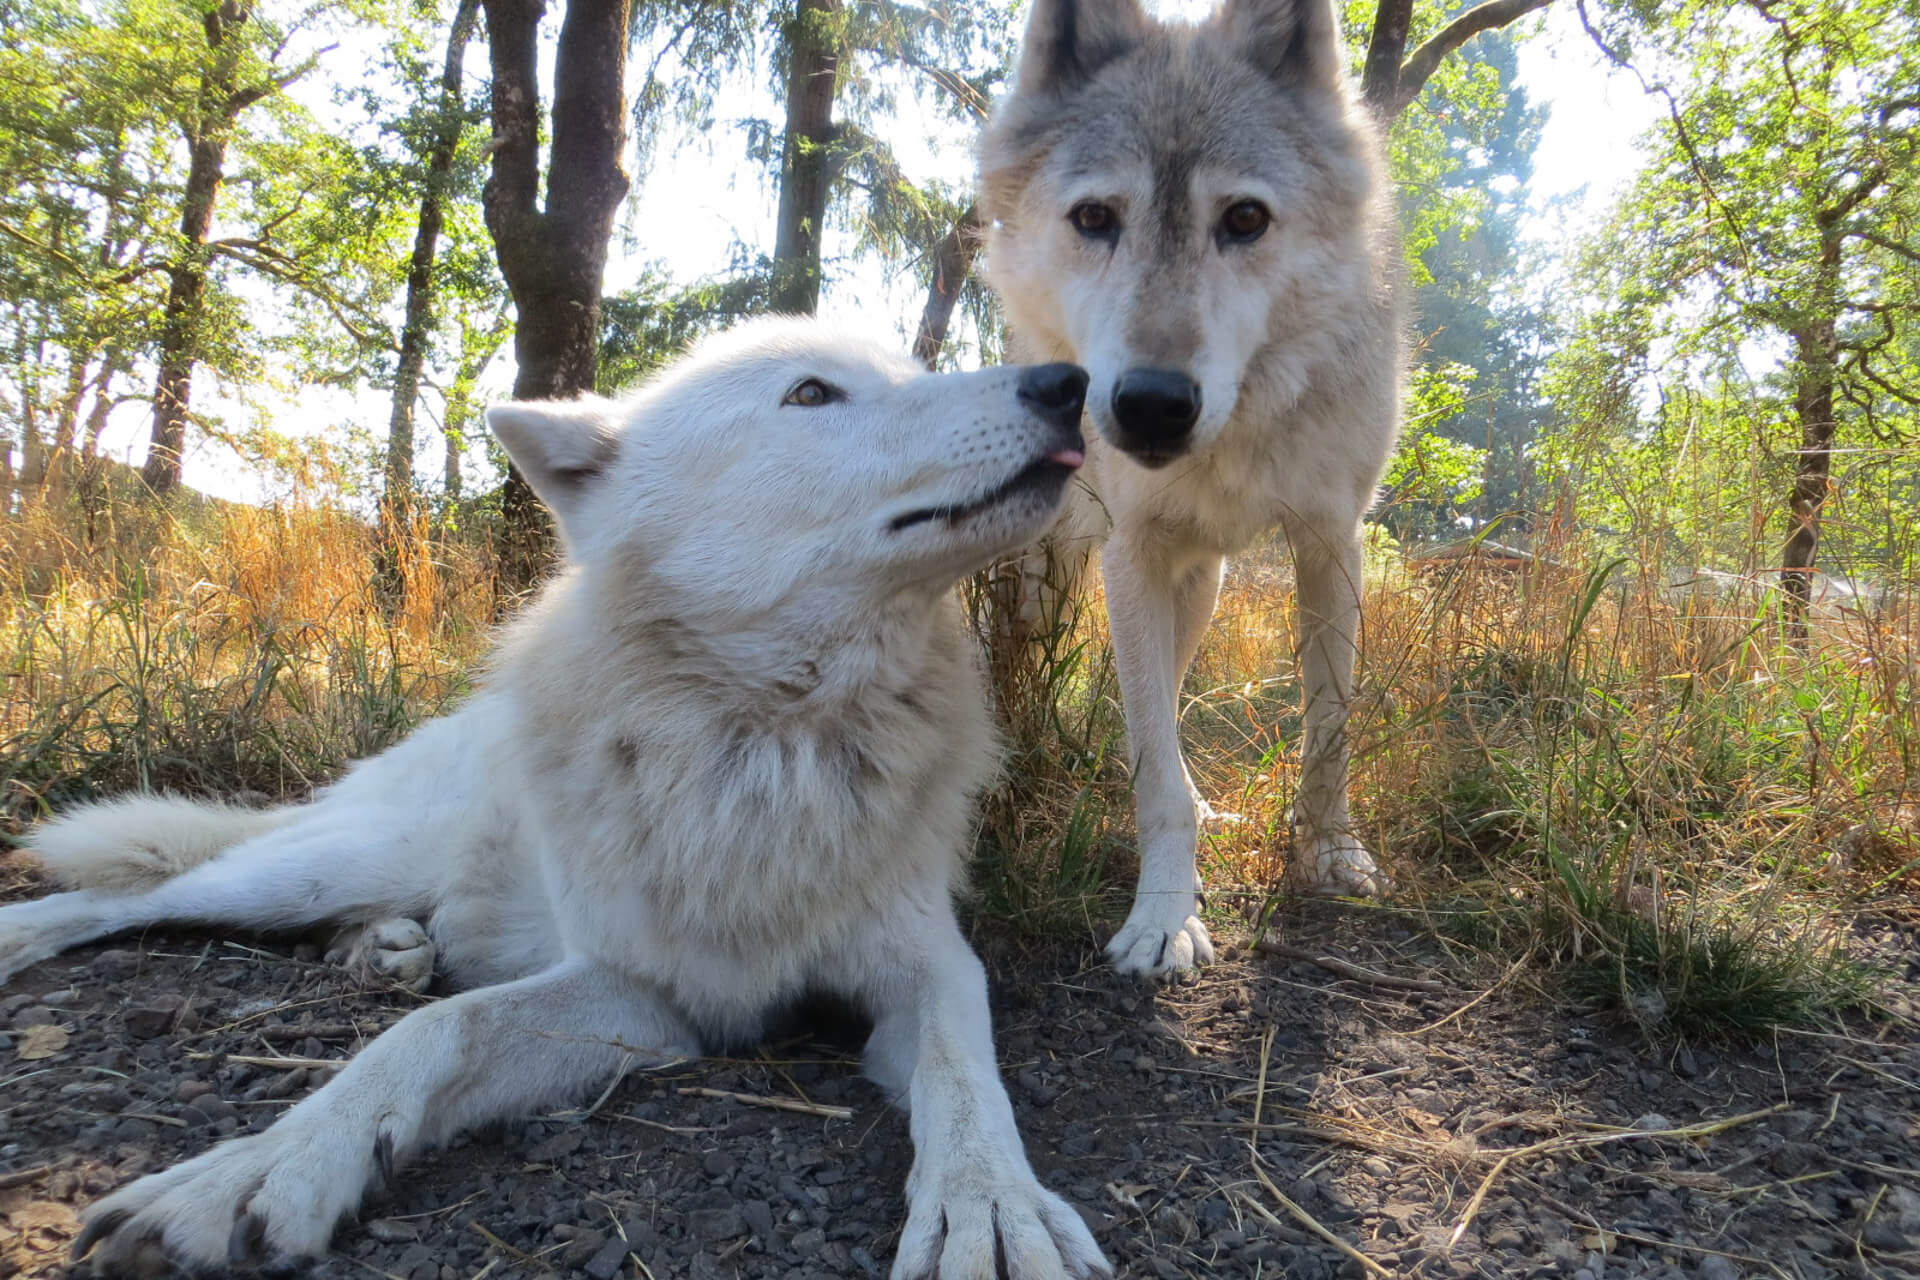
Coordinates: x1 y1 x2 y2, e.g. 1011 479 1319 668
1050 448 1086 469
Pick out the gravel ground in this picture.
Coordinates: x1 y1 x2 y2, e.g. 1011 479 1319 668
3 860 1918 1280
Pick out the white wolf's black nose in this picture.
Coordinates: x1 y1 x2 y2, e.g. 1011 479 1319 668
1018 363 1090 429
1111 368 1201 465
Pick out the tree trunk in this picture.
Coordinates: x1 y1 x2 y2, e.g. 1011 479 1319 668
81 347 124 459
383 0 483 596
1360 0 1414 111
1779 240 1841 645
142 4 255 495
913 205 980 369
770 0 842 316
481 0 632 588
387 0 482 515
444 313 508 502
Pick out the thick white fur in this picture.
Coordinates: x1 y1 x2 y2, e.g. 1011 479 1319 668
1 317 1108 1280
980 0 1403 978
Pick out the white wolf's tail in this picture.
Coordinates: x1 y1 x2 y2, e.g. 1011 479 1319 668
27 796 296 892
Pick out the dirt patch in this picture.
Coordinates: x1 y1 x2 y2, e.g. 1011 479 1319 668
3 869 1918 1280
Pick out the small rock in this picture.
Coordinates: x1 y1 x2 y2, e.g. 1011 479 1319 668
90 950 139 979
558 1226 607 1267
1863 1219 1911 1252
741 1199 775 1244
10 1006 56 1029
688 1206 744 1241
1698 1256 1739 1280
124 997 186 1040
364 1218 421 1244
525 1127 584 1163
701 1151 736 1178
1630 1113 1670 1132
791 1226 826 1257
174 1080 214 1104
583 1236 631 1280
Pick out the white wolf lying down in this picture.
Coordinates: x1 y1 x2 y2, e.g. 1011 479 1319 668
0 318 1110 1280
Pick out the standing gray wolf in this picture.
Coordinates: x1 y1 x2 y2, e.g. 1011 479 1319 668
0 319 1111 1280
979 0 1401 978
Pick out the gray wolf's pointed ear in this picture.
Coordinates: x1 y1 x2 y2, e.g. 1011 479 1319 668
486 398 621 524
1013 0 1149 97
1219 0 1344 89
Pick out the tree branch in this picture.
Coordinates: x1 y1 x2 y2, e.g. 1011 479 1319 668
1391 0 1554 115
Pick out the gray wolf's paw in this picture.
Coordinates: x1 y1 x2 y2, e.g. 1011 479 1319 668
74 1113 382 1271
1289 838 1389 898
326 917 435 992
1192 796 1243 831
893 1168 1110 1279
1105 902 1214 980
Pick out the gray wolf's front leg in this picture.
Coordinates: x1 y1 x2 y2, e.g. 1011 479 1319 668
75 960 697 1272
1100 535 1215 978
863 905 1110 1280
1285 516 1385 896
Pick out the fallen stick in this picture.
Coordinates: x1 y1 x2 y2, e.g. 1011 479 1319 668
1251 939 1447 992
1244 1157 1392 1278
185 1052 344 1071
0 1163 58 1190
678 1086 852 1120
1446 1104 1788 1247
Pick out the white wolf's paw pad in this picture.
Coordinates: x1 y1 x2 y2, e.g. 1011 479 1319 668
893 1175 1111 1280
1290 840 1389 898
326 917 435 992
73 1120 382 1271
1105 907 1214 981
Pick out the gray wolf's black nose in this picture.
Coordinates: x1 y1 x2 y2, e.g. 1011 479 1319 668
1018 363 1090 428
1111 368 1200 465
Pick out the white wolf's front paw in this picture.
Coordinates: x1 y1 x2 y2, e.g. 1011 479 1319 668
1105 899 1214 980
1290 838 1389 898
74 1110 384 1271
893 1165 1110 1280
326 916 436 992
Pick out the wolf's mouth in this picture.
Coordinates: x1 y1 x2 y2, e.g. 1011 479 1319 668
890 448 1084 533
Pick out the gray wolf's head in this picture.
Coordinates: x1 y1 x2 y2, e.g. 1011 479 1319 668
980 0 1385 466
486 317 1086 623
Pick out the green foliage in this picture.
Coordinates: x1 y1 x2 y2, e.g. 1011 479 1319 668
1540 0 1920 581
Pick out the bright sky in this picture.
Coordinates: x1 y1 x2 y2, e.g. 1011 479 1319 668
81 0 1661 504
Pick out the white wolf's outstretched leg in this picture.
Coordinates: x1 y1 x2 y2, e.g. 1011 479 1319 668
1284 515 1385 897
863 905 1110 1280
1100 537 1216 980
75 959 697 1272
0 821 433 987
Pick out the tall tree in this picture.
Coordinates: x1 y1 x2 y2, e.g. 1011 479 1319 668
1558 0 1918 639
770 0 845 314
481 0 633 584
143 0 316 493
384 0 484 543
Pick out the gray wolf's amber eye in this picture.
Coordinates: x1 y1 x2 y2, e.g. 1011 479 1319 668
1218 200 1271 244
783 378 844 407
1068 201 1120 240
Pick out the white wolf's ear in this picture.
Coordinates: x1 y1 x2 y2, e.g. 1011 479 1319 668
486 398 622 523
1219 0 1343 89
1013 0 1149 97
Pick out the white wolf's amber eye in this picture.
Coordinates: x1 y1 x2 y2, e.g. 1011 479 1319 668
1218 200 1271 244
783 378 843 407
1068 201 1119 239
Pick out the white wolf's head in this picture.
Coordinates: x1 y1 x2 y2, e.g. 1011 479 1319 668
980 0 1388 467
486 318 1086 627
